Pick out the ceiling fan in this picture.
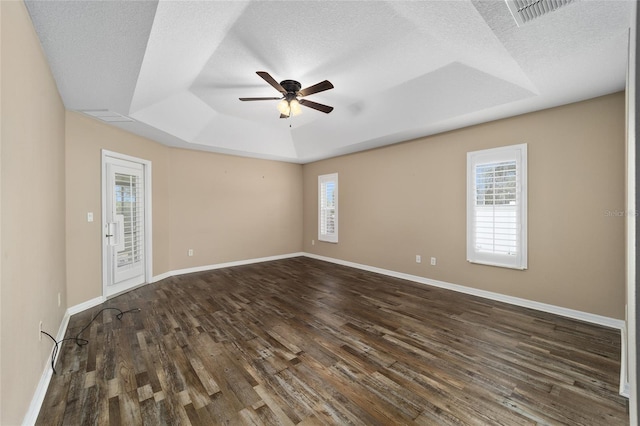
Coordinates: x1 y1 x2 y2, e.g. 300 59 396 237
239 71 334 118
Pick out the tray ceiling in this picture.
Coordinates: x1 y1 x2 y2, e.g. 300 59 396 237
25 0 632 163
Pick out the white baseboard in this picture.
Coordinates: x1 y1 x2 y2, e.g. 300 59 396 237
152 252 305 282
303 253 625 330
303 253 630 398
22 362 53 426
24 295 105 424
27 252 306 423
620 382 630 398
619 325 630 398
150 270 172 283
22 309 71 426
67 296 105 316
28 250 629 423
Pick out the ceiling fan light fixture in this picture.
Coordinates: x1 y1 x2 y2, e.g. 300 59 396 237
277 98 302 118
289 99 302 116
277 99 290 116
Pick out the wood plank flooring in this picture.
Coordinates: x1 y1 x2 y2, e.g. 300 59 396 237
37 257 628 425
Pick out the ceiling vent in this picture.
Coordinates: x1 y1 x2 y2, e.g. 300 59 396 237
505 0 575 26
80 109 134 123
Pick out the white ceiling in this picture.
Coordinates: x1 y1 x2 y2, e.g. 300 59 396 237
25 0 632 164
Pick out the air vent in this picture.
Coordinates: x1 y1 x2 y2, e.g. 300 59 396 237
505 0 575 26
80 109 134 123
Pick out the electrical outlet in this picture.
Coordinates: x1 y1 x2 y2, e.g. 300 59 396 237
415 255 421 263
39 321 43 341
188 249 194 257
431 257 437 266
312 240 315 246
58 292 61 307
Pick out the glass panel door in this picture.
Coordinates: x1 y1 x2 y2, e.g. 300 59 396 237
104 157 146 296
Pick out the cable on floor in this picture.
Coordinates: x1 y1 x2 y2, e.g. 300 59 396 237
40 307 141 374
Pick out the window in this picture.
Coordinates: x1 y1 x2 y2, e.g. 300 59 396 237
318 173 338 243
467 144 527 269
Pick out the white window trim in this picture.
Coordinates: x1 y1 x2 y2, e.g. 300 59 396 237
467 144 527 270
318 173 338 243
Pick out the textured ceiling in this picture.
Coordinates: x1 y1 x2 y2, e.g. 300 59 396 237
25 0 632 163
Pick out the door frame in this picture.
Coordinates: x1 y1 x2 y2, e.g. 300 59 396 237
626 2 638 420
101 149 153 298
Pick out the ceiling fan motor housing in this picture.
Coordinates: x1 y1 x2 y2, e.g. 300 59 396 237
280 80 302 95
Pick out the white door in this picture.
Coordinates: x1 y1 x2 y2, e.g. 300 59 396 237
103 154 149 297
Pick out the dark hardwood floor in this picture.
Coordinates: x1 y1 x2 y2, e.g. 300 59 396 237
37 257 628 425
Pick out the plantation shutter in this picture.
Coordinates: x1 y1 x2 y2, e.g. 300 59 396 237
114 172 145 269
467 144 527 269
318 173 338 243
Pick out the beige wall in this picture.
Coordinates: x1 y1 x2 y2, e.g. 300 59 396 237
303 93 626 319
65 112 171 306
0 2 67 424
0 1 626 421
168 148 303 271
65 112 303 306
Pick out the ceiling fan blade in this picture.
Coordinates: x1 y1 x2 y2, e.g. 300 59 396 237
256 71 287 94
298 80 334 97
239 97 282 101
299 99 334 114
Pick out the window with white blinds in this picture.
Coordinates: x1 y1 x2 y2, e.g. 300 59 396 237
115 172 144 269
318 173 338 243
467 144 527 269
